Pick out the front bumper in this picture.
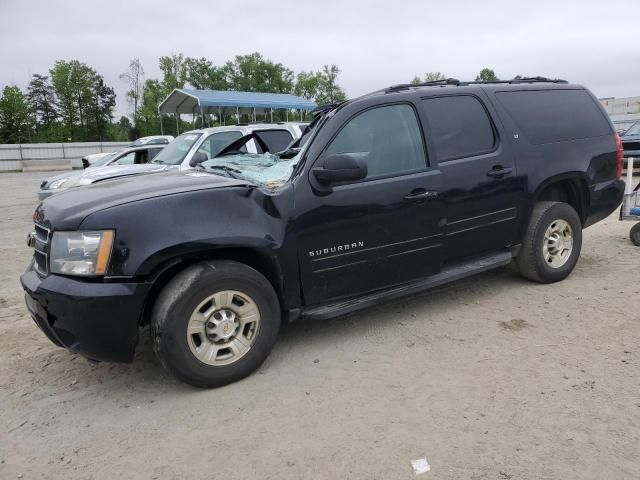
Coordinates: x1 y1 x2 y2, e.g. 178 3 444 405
20 263 150 363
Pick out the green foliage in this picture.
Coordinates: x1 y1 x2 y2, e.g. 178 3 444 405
294 65 347 105
0 86 32 143
27 74 58 132
475 68 499 82
159 53 187 91
2 52 349 142
184 57 229 90
410 72 446 85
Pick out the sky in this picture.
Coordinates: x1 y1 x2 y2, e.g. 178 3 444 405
1 0 639 118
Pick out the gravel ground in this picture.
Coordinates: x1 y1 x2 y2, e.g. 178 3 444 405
1 171 639 480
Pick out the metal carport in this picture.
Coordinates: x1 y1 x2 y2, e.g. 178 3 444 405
158 89 317 134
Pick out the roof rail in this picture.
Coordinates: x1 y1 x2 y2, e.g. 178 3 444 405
383 76 568 94
386 78 460 93
465 76 568 85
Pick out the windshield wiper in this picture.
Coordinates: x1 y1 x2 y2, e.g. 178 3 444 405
196 164 242 179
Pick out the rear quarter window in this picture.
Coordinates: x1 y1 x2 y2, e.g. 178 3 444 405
496 89 612 145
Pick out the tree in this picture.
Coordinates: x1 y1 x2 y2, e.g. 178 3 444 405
27 74 58 132
410 72 446 84
224 52 294 93
0 86 32 143
475 68 499 82
159 53 187 92
294 70 323 99
316 65 347 105
90 76 116 140
50 60 99 139
184 57 229 90
135 79 165 136
120 58 145 121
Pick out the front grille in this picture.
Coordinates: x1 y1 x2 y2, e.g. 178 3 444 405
623 140 640 153
32 223 51 275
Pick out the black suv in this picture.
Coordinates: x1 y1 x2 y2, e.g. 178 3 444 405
21 78 625 388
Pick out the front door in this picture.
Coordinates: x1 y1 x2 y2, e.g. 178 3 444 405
420 93 525 262
295 103 446 306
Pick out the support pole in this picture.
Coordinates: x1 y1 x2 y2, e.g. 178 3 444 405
159 110 164 135
176 109 180 135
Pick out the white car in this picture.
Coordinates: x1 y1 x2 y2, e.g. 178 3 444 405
38 125 300 200
81 135 175 168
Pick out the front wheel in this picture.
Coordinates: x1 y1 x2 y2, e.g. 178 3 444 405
151 261 280 388
516 201 582 283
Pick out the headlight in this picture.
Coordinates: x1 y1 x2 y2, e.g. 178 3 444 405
50 230 115 276
47 178 68 190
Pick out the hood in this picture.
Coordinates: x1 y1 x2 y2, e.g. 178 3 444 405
76 163 171 184
40 170 82 188
35 170 252 230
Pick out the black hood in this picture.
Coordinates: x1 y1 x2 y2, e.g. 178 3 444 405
35 170 251 230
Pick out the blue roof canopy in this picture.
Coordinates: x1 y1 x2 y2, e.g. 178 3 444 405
159 88 317 115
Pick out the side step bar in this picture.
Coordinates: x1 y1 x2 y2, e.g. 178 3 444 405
302 251 513 321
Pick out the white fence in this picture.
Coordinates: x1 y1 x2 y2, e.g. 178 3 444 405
0 142 130 171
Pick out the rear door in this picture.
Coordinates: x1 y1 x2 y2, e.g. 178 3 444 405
420 93 525 262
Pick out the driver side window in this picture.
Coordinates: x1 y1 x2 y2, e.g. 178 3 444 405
324 104 427 180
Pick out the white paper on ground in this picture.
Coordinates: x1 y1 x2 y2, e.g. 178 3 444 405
411 458 431 475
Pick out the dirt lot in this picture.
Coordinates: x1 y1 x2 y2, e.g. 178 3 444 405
1 171 639 480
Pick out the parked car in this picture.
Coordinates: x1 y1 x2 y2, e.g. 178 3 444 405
81 136 175 168
620 122 640 161
612 120 636 135
22 78 624 388
38 144 166 200
39 125 299 200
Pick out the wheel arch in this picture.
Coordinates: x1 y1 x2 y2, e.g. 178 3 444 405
533 173 590 224
138 246 286 327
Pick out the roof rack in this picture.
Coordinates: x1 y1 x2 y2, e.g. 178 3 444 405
386 78 460 93
465 76 568 85
384 76 567 93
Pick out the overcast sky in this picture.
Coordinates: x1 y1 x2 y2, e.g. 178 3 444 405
1 0 638 118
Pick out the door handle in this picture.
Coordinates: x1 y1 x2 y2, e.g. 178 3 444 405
486 166 513 178
404 189 438 201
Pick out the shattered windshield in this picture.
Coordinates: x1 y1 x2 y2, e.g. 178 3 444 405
152 133 202 165
199 149 304 187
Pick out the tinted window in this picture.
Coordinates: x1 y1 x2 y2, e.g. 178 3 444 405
148 148 163 160
422 95 495 161
496 89 612 144
325 104 427 179
254 130 293 153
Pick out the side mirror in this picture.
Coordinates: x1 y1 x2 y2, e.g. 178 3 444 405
312 154 368 184
189 151 208 167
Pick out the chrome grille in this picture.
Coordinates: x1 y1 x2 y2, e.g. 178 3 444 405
31 223 51 275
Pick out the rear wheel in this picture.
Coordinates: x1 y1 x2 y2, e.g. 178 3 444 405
151 260 280 388
516 201 582 283
630 223 640 246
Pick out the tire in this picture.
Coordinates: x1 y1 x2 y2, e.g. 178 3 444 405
630 223 640 246
151 260 280 388
516 201 582 283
